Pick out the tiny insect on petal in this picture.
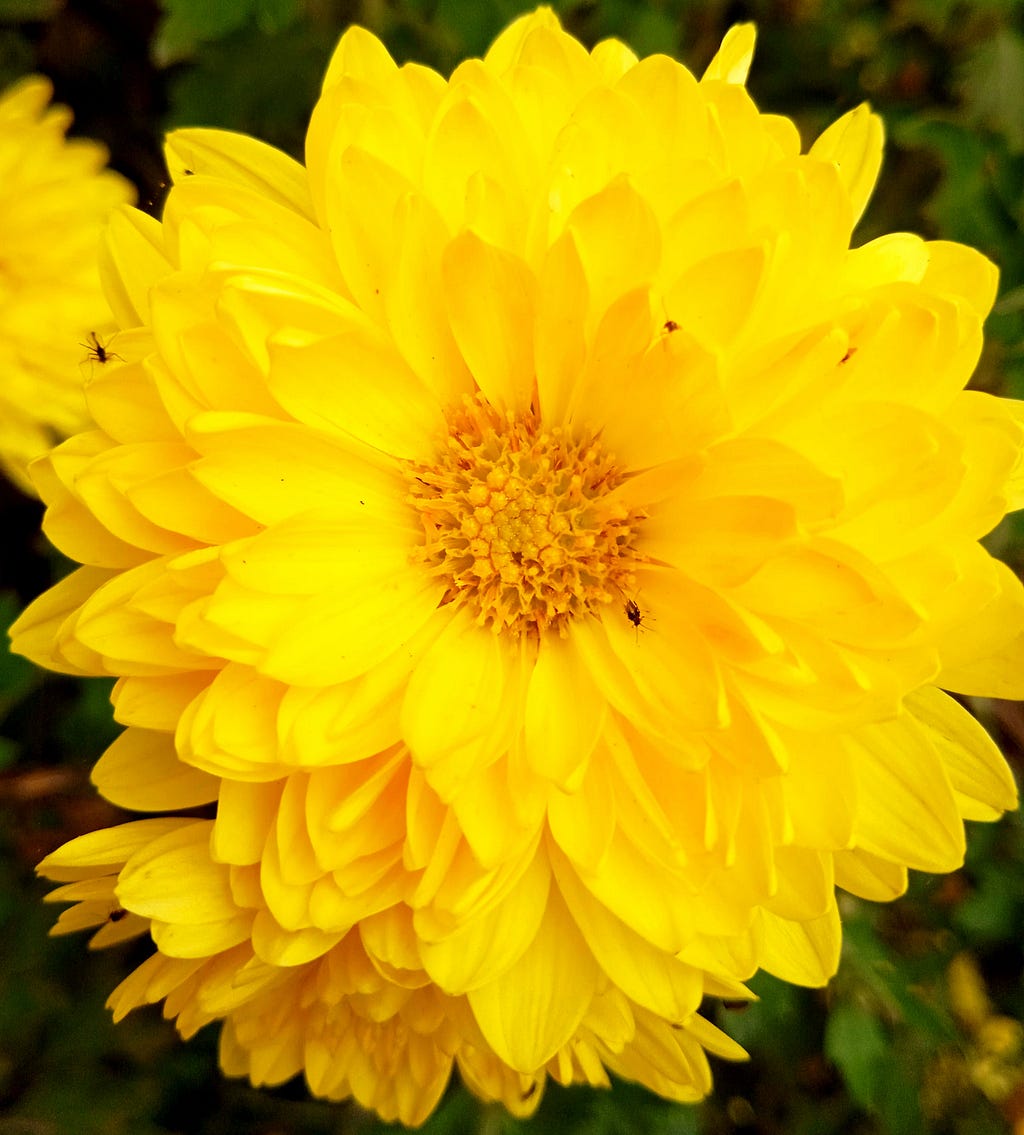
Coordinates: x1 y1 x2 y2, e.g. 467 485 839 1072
80 331 123 366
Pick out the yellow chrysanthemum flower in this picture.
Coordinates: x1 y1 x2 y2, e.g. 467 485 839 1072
0 75 134 493
11 9 1024 1125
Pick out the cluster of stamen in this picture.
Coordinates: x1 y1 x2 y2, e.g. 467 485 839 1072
406 395 645 638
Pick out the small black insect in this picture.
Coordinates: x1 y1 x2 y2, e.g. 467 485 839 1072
108 908 128 923
80 331 122 366
663 319 680 333
624 596 655 643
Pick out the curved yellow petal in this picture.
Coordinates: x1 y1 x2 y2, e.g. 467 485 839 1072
468 887 598 1072
810 102 883 226
92 727 219 810
165 128 314 218
702 24 756 85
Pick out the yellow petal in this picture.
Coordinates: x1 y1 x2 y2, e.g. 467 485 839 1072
644 494 797 587
921 240 998 317
781 730 857 849
37 818 192 881
662 244 766 351
165 128 313 219
323 145 413 324
31 441 149 568
112 672 211 730
54 440 198 558
92 727 219 810
755 903 841 986
533 229 588 425
762 847 835 922
682 1013 748 1063
187 414 402 529
571 824 695 954
833 847 908 901
385 193 474 404
88 912 152 948
936 556 1024 698
846 714 965 872
107 952 205 1022
604 1007 710 1101
546 741 617 873
468 887 598 1072
117 820 236 924
212 785 280 875
250 910 344 967
450 757 541 868
701 24 756 85
442 231 536 411
809 103 883 226
402 611 522 796
420 851 550 993
905 687 1017 820
72 558 211 674
50 901 121 935
319 23 396 91
215 512 439 686
265 329 445 461
9 564 115 675
424 63 534 243
587 322 729 470
567 176 660 335
554 852 703 1022
590 37 638 84
151 915 253 959
483 7 564 73
99 206 172 328
179 663 287 780
524 636 605 790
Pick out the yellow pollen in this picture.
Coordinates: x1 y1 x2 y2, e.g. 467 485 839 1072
405 395 646 637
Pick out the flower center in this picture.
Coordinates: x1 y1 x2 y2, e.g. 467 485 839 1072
406 395 645 637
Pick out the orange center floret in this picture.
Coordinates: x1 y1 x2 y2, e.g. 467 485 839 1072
406 395 645 637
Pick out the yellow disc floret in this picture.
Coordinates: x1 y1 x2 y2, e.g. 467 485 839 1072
406 395 646 637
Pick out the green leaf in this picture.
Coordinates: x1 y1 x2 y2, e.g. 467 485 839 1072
0 592 37 720
994 284 1024 315
959 27 1024 153
824 1001 888 1112
894 117 1017 264
715 970 808 1057
254 0 298 35
842 917 957 1042
165 20 334 157
155 0 259 64
432 0 527 60
875 1051 926 1135
0 0 59 17
954 861 1022 942
621 7 680 57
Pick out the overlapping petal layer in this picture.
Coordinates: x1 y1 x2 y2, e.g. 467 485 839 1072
13 8 1024 1125
0 76 134 492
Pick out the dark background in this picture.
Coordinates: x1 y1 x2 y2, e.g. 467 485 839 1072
1 1 1024 1133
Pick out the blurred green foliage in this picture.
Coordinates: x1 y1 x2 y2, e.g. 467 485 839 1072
1 1 1024 1133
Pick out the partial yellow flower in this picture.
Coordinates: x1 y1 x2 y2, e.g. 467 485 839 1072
11 8 1024 1125
939 953 1024 1114
0 75 134 493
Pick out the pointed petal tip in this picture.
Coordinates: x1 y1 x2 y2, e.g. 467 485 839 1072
810 102 885 226
702 24 757 85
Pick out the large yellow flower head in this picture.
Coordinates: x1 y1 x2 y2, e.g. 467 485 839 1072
12 9 1024 1125
0 75 134 493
